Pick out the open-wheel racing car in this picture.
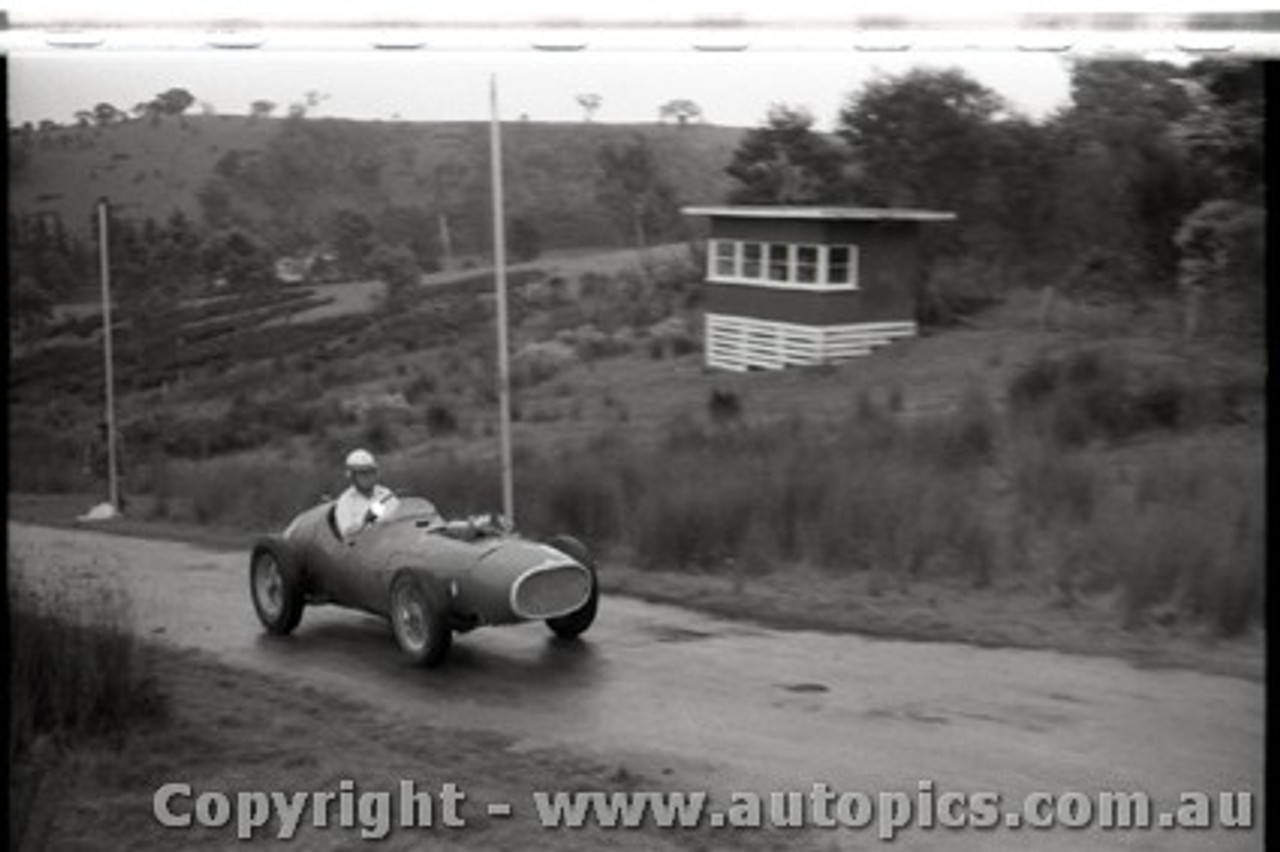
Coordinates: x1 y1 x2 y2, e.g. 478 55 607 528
249 497 598 667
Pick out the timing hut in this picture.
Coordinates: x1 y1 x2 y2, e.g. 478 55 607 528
682 206 957 372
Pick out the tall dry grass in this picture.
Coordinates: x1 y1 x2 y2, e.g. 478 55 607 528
9 568 167 762
108 345 1263 637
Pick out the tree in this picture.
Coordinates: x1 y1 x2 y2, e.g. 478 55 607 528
200 227 274 289
838 68 1006 210
659 99 703 126
1051 60 1204 288
153 87 196 117
576 93 603 123
595 137 682 250
1176 60 1263 203
324 207 376 275
510 216 543 262
726 105 848 204
366 242 421 311
92 102 126 127
1175 200 1264 338
249 99 276 121
9 273 53 348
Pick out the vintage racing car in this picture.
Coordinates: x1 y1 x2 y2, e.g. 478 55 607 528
249 496 598 667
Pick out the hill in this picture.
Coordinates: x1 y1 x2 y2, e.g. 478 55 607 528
9 115 744 257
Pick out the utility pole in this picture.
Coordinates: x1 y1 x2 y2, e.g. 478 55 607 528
490 76 515 526
97 197 121 514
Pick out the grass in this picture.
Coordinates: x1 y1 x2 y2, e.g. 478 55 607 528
9 571 167 761
9 567 168 850
8 640 797 852
66 341 1262 642
12 272 1266 647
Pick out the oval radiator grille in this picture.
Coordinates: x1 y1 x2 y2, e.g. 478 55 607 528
513 566 590 618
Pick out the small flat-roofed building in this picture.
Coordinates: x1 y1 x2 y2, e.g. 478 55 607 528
682 206 957 371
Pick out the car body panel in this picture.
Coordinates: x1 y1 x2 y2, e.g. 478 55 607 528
279 496 592 627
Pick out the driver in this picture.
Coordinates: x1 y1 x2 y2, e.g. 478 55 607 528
335 449 400 538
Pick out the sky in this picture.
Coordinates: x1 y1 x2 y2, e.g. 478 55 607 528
8 49 1078 130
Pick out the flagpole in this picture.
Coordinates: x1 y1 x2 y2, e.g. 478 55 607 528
490 75 515 525
97 197 121 513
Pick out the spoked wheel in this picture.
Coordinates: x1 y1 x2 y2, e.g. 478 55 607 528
389 572 452 667
249 538 305 635
544 535 599 640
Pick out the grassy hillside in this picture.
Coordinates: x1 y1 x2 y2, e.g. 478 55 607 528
10 115 743 250
9 241 1265 644
8 111 1265 648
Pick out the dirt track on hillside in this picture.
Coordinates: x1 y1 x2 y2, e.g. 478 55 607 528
10 523 1263 851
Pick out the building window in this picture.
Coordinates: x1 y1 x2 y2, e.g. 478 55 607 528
713 240 737 278
742 242 763 279
707 239 858 289
827 245 857 286
795 245 819 283
767 244 790 282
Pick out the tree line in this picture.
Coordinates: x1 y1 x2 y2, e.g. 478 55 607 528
8 59 1262 349
722 59 1263 332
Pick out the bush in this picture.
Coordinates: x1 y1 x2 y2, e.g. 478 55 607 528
393 454 502 519
1008 436 1101 529
176 459 331 528
632 463 757 572
516 447 632 544
10 573 167 761
1007 347 1237 447
906 381 998 470
707 388 742 426
424 403 459 436
1030 443 1264 635
360 411 399 454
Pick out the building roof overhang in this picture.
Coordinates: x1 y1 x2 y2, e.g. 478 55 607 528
682 205 958 222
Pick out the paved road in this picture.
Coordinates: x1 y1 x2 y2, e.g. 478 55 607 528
10 523 1263 851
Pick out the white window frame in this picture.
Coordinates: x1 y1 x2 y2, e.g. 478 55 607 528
710 239 739 279
824 244 860 288
706 239 859 291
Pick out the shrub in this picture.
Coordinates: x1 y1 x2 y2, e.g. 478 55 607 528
360 411 399 454
176 459 330 528
394 454 502 519
10 572 167 761
1006 347 1220 447
807 455 992 584
424 403 459 436
707 388 742 426
1038 444 1264 635
631 463 757 572
404 371 438 404
906 381 998 470
516 448 630 544
1007 437 1101 529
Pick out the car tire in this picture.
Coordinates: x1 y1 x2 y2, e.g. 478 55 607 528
544 535 599 639
249 537 305 635
389 572 452 667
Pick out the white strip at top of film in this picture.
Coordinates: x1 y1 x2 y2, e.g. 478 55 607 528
2 2 1277 56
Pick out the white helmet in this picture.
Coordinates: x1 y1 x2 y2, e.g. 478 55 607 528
345 448 377 471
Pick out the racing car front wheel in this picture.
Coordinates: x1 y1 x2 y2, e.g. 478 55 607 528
250 538 305 635
389 572 452 668
544 535 599 640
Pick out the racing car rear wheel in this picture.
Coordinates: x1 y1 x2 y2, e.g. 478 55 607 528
544 535 599 639
250 538 305 635
389 573 452 667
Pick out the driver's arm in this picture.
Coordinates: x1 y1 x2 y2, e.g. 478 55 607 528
366 488 399 524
